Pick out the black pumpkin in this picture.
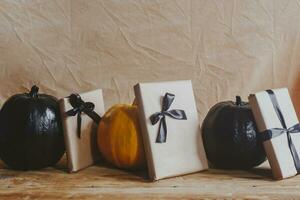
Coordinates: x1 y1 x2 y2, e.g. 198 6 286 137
0 85 65 170
202 96 266 169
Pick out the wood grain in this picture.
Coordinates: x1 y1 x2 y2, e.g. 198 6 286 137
0 156 299 200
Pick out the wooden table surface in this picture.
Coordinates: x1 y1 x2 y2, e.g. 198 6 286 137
0 156 300 200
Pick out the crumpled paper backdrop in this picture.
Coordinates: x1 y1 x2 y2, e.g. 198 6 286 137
0 0 300 121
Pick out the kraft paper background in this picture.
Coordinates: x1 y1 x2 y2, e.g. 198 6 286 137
1 0 300 121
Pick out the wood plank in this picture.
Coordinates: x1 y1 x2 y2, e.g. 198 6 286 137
0 155 299 199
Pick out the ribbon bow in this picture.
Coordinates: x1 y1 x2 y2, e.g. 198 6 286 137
260 89 300 172
66 94 101 138
150 93 187 143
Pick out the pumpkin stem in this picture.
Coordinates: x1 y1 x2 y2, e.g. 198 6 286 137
236 96 242 106
29 85 39 98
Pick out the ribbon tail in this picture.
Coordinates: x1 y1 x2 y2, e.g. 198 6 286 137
85 111 101 124
259 128 286 142
289 124 300 133
156 117 167 143
77 112 82 138
287 132 300 173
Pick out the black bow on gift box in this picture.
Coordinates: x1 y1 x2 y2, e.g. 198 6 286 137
260 89 300 172
66 94 101 138
150 92 187 143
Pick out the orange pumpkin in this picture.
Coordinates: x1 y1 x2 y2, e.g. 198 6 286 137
97 104 146 170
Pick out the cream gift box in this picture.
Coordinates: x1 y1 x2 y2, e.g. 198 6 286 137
134 80 208 181
249 88 300 179
59 89 105 172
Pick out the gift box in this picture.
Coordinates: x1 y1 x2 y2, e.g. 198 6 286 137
134 80 208 181
59 89 105 172
249 88 300 179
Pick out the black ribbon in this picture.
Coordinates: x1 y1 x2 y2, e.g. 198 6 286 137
66 94 101 138
150 93 187 143
260 89 300 172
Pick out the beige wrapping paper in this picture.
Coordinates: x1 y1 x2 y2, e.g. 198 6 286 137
59 89 105 172
249 88 300 179
134 80 208 181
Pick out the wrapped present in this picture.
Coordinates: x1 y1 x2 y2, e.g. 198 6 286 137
59 89 105 172
134 80 208 181
249 88 300 179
